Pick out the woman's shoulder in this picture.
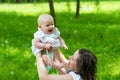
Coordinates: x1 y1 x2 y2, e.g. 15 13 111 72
68 71 83 80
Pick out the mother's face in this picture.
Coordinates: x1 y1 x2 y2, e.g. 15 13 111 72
68 50 79 72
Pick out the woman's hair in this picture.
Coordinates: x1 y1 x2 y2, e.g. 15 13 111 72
76 48 97 80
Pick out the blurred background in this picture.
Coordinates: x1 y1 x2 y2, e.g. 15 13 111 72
0 0 120 80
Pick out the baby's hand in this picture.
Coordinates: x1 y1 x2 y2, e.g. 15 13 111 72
61 44 68 49
45 43 52 50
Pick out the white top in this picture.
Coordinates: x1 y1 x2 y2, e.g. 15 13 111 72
68 71 82 80
31 27 61 55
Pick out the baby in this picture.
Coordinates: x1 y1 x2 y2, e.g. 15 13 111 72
31 14 68 71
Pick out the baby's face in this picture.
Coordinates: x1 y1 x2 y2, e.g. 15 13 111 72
38 14 55 34
40 21 55 34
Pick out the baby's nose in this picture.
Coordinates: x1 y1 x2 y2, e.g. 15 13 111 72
50 26 54 28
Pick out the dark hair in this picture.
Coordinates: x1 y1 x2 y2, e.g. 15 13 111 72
76 48 97 80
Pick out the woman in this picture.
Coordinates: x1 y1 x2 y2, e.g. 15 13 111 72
36 48 97 80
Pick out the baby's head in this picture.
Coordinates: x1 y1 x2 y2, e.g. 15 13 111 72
37 14 55 34
37 14 54 26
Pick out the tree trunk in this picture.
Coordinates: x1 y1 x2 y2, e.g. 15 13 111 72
0 0 4 2
36 0 40 2
16 0 22 3
75 0 80 18
48 0 56 26
28 0 34 2
10 0 14 3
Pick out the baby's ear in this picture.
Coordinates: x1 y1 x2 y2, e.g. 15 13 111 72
38 24 41 28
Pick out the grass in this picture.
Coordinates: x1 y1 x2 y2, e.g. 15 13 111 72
0 1 120 80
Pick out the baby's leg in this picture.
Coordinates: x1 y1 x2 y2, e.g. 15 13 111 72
53 49 60 64
42 54 53 72
53 49 68 74
42 55 52 66
52 59 67 74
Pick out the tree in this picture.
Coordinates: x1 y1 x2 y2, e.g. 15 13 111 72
16 0 22 3
48 0 56 26
0 0 4 2
28 0 34 2
75 0 80 18
10 0 14 3
36 0 40 2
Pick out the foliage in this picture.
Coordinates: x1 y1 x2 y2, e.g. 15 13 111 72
0 1 120 80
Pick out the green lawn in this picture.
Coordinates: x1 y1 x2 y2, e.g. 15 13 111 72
0 1 120 80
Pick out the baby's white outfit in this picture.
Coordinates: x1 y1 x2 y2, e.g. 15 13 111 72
31 27 61 56
68 71 83 80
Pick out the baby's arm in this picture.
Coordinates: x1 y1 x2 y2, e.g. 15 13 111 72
33 38 51 50
58 36 68 49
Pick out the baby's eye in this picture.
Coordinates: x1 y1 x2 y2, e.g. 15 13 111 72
46 24 49 27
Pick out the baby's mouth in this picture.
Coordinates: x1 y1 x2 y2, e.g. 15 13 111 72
48 29 53 32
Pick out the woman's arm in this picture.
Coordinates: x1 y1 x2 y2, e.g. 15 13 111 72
36 53 48 80
36 53 73 80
